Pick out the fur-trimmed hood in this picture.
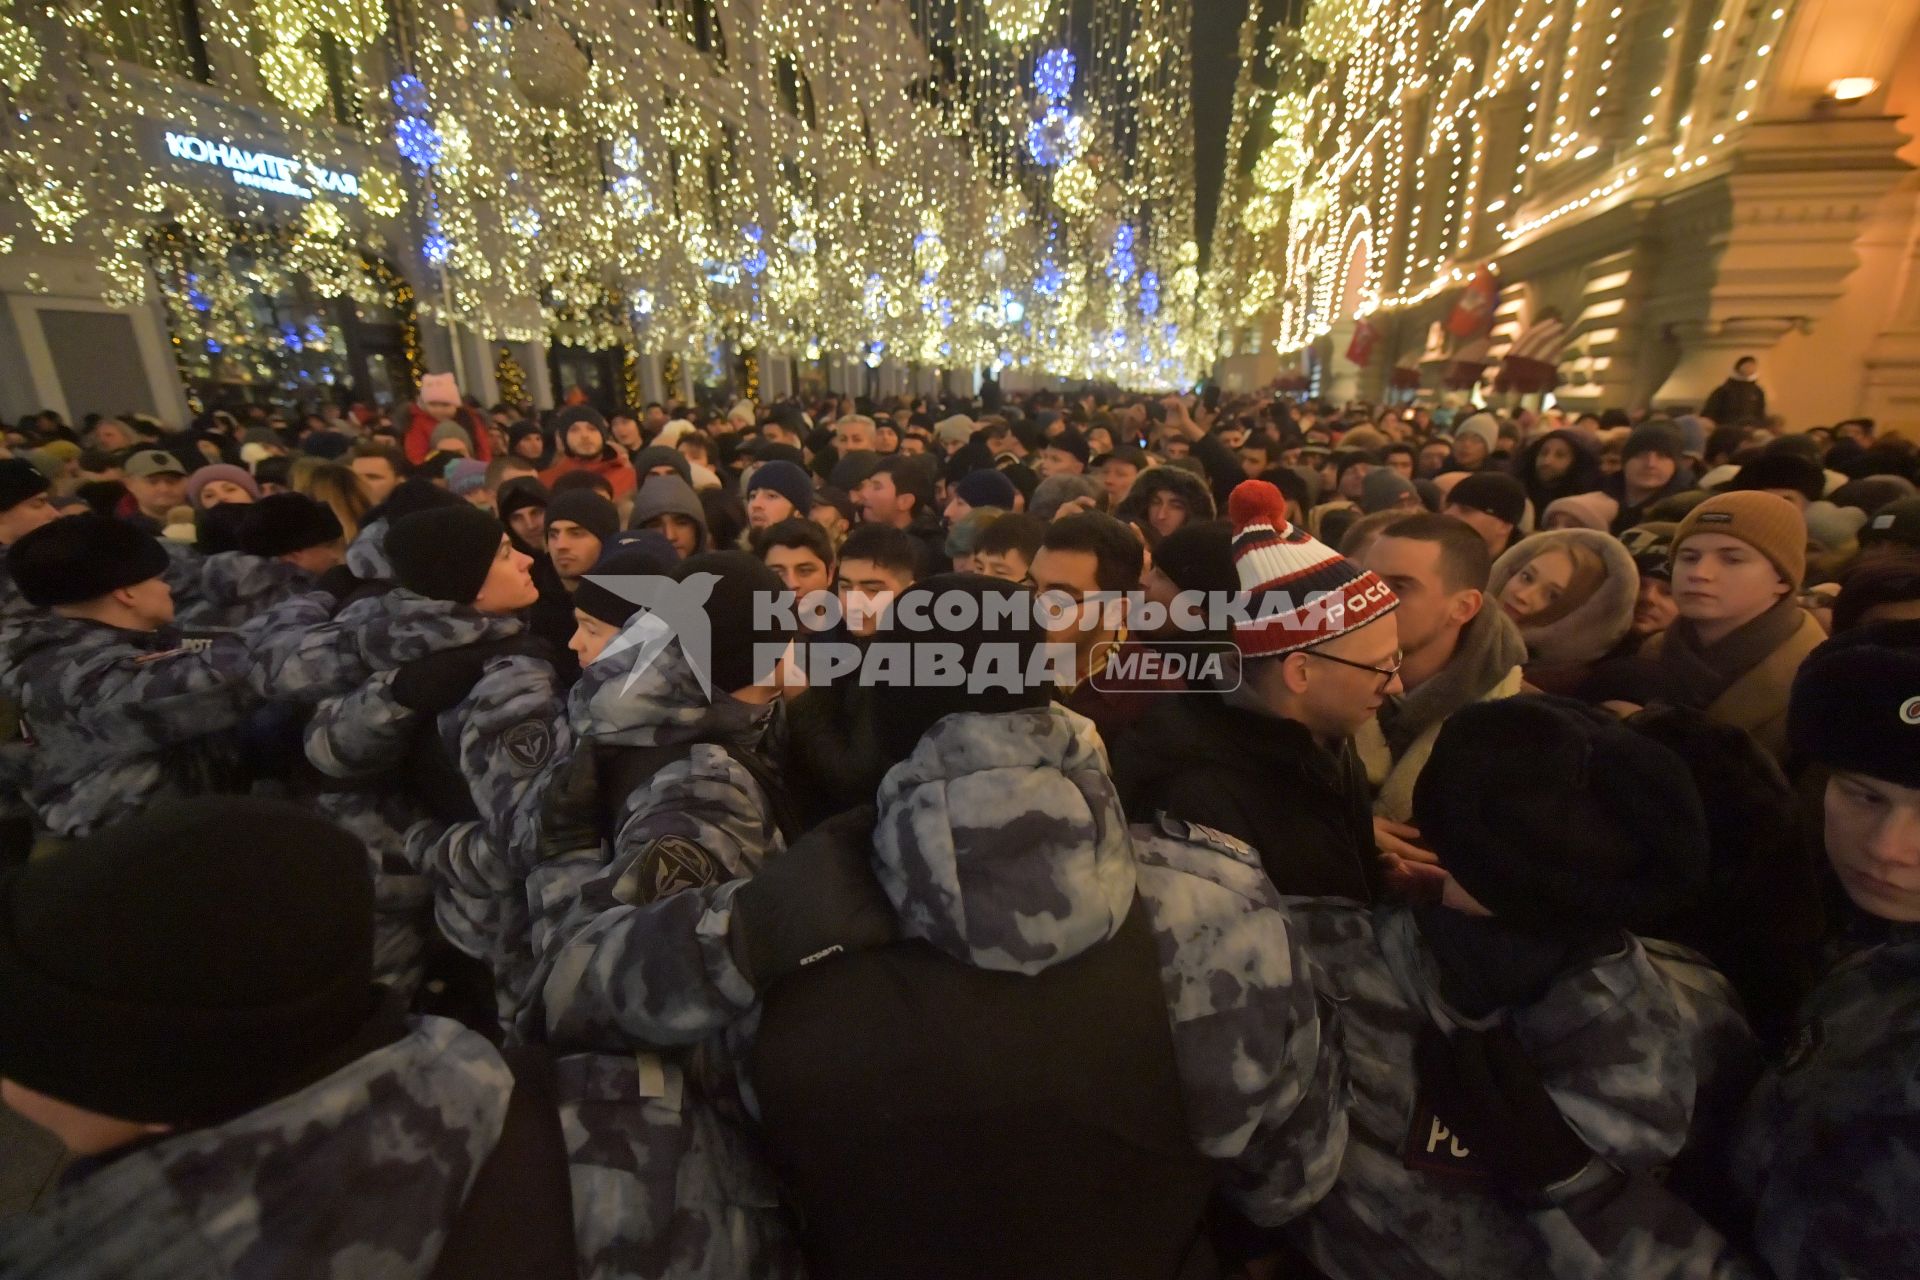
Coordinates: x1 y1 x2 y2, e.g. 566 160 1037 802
1489 529 1639 668
1114 466 1217 537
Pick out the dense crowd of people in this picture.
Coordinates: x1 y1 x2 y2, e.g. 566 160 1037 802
0 367 1916 1278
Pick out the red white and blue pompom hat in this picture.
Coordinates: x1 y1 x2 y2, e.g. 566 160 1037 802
1227 479 1400 658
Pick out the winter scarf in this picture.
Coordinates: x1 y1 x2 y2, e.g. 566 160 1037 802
1653 594 1807 708
1376 607 1528 760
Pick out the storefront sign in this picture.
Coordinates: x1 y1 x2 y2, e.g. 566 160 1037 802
161 130 361 202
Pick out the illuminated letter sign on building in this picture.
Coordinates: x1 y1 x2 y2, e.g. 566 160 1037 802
162 131 362 202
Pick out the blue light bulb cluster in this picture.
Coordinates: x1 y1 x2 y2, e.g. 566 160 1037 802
1034 48 1075 101
1107 223 1136 283
1026 106 1082 167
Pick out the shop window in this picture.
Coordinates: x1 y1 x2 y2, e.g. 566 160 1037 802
150 225 420 410
98 0 211 82
688 0 727 66
777 55 817 129
317 33 366 131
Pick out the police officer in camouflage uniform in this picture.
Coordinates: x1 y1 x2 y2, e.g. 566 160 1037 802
1 514 321 845
0 798 577 1280
524 549 807 1280
735 576 1346 1276
173 492 346 629
0 459 58 620
1281 696 1737 1280
1537 623 1920 1279
304 505 564 1020
0 460 60 863
1735 623 1920 1277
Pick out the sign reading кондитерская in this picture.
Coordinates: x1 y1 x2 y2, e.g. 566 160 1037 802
161 130 360 202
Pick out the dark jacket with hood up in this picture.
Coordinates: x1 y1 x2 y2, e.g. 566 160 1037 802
1111 689 1381 902
1112 466 1219 546
1514 429 1605 517
750 706 1346 1279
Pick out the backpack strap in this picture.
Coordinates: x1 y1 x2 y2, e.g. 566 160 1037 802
429 1045 578 1279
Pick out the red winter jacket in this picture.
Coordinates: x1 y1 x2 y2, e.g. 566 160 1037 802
404 402 495 465
540 450 637 500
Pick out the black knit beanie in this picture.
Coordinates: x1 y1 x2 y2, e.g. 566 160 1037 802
496 476 551 524
386 506 506 604
555 405 609 458
1730 452 1825 503
572 536 679 627
868 574 1056 767
1623 420 1685 463
0 798 376 1125
239 492 342 557
0 458 50 513
675 550 795 695
632 445 692 486
1446 472 1528 527
8 513 170 606
1788 619 1920 788
1412 695 1711 933
194 502 252 556
546 489 620 543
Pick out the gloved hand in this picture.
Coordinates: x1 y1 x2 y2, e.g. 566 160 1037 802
391 647 493 715
538 746 604 863
728 805 898 992
1415 1024 1595 1193
315 564 362 603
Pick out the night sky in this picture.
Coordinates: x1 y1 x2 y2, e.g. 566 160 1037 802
1192 0 1249 267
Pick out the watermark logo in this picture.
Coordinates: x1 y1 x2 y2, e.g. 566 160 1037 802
589 573 720 696
580 578 1362 695
1089 639 1240 693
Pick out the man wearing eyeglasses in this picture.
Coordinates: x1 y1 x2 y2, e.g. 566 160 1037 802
1113 480 1402 902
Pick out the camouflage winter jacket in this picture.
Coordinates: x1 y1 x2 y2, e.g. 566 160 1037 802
2 600 311 840
1734 912 1920 1279
304 588 564 1015
862 704 1346 1224
347 516 394 581
532 609 787 1046
1282 900 1717 1279
173 550 316 630
1523 917 1916 1280
527 609 803 1280
0 1017 512 1280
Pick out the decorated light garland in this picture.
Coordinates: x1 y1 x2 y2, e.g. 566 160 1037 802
5 0 1207 393
495 345 528 407
1209 0 1801 361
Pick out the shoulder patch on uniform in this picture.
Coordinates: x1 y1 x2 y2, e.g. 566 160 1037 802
502 719 554 774
1155 811 1257 860
635 834 723 903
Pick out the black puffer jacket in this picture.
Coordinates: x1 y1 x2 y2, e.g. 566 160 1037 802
1111 691 1381 901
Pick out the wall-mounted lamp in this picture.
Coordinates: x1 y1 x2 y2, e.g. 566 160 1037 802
1827 77 1878 103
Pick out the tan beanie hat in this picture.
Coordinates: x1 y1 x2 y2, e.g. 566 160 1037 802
1672 490 1807 588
